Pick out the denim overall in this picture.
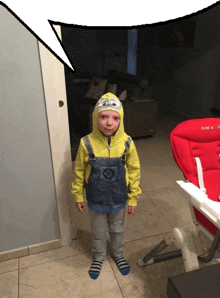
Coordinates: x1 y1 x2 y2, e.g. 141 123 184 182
83 136 131 207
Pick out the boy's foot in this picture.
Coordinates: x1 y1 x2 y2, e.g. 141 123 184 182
88 260 103 279
114 256 130 276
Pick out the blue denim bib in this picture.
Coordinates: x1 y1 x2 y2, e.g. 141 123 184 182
84 136 131 207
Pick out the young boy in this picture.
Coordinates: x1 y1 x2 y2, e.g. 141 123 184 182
72 92 141 279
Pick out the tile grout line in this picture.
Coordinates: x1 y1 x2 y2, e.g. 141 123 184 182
18 257 20 298
143 192 174 230
17 250 89 271
0 269 18 276
107 255 125 298
143 188 192 229
124 232 173 245
141 184 179 193
142 185 180 192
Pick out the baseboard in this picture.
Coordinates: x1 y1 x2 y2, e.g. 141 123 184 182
0 239 63 262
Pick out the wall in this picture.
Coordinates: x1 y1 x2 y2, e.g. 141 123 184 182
62 28 103 75
137 4 220 118
61 27 127 76
173 4 220 118
173 45 220 117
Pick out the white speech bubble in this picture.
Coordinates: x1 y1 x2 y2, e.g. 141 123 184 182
1 0 219 72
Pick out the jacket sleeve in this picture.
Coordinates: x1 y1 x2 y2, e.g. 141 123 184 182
71 139 88 203
126 140 142 206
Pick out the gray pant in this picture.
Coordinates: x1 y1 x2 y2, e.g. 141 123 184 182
89 208 125 261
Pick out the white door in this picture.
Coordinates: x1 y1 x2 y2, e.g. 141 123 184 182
0 6 73 254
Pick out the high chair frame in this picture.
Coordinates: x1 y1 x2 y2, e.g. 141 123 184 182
138 118 220 272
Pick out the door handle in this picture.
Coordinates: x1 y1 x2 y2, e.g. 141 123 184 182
59 101 64 107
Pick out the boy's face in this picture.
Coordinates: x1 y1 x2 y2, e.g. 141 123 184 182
97 110 120 136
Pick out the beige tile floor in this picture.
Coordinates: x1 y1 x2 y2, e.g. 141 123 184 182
1 111 218 298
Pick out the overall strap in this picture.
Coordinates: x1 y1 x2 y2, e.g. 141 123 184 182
83 136 95 159
122 137 131 160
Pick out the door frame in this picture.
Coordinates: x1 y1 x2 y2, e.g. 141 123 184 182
38 25 76 246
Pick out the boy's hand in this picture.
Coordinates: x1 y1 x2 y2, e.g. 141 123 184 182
76 202 86 212
128 206 136 215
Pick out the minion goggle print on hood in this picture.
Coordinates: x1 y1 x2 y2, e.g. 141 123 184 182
92 93 125 138
97 95 121 111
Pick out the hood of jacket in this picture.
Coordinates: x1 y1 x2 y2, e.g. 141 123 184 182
91 92 125 146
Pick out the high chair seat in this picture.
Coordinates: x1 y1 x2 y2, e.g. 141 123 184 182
170 118 220 236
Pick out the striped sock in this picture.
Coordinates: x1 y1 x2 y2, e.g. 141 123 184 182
114 256 130 276
89 260 103 279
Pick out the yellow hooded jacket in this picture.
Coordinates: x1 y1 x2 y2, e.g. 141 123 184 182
71 93 141 207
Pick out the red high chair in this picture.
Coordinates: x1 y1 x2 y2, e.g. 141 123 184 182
138 118 220 273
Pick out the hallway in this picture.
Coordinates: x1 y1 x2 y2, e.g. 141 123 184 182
1 111 218 298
